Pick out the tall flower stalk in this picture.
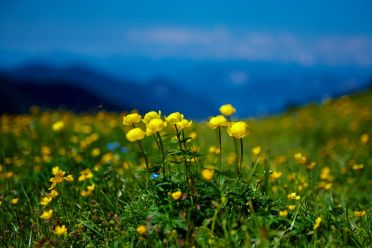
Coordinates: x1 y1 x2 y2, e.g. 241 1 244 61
227 121 249 174
208 115 228 172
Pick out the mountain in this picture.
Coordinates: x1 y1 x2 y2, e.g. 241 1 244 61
0 72 126 113
1 57 371 118
0 63 215 118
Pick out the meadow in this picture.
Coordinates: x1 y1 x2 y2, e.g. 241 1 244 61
0 90 371 247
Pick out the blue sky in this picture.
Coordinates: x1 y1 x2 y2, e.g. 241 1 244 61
0 0 372 67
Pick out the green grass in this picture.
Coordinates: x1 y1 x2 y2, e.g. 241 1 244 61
0 90 371 247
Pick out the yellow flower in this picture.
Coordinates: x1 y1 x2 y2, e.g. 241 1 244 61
313 217 322 230
360 133 369 144
307 162 316 170
219 104 236 116
40 196 52 206
294 153 307 164
80 184 95 197
252 146 261 155
352 164 364 170
208 115 228 129
287 205 296 211
87 184 95 191
122 113 142 126
142 111 161 124
48 190 59 199
146 118 167 136
227 122 249 139
201 168 214 181
354 210 366 217
10 198 19 205
189 131 197 140
40 209 53 220
136 225 147 235
126 128 145 142
52 166 65 177
287 192 300 200
91 148 101 157
78 169 93 181
270 171 282 181
279 210 288 217
165 112 184 125
176 119 192 130
171 191 182 200
64 174 74 182
208 146 220 154
54 225 67 236
52 121 64 132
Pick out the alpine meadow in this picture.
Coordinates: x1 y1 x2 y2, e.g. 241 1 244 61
1 89 371 247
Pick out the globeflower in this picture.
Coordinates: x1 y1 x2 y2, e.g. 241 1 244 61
48 190 59 199
10 198 19 205
78 169 93 181
52 121 64 132
279 210 288 217
270 171 282 181
354 210 366 217
136 225 147 235
252 146 261 156
287 192 301 200
142 111 161 124
313 217 322 230
208 115 228 129
122 113 142 126
165 112 184 125
81 184 95 197
176 119 192 130
54 225 67 236
219 104 236 116
287 205 296 211
40 196 52 206
40 209 53 220
227 122 249 139
201 168 214 181
145 118 167 136
126 128 145 142
171 191 182 200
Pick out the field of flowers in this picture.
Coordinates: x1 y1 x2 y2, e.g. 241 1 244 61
1 90 371 247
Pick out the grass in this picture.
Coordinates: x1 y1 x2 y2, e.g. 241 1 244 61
0 90 371 247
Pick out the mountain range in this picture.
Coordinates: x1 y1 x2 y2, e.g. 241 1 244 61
0 58 371 119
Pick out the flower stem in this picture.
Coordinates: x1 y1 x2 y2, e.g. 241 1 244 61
239 138 244 174
218 127 222 172
233 138 239 174
156 132 167 178
175 125 188 184
137 141 149 174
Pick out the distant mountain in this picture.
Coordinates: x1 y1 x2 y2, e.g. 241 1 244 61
1 57 371 118
0 72 126 113
1 63 216 118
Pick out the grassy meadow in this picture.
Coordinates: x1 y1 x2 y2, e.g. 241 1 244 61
0 90 371 247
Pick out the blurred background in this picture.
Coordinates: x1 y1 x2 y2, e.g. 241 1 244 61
0 0 371 119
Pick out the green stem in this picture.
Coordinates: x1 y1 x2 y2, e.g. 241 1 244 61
218 127 222 172
239 138 244 174
175 125 187 184
233 138 239 174
156 132 167 178
174 125 183 151
137 141 149 174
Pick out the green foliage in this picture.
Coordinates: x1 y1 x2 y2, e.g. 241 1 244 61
0 92 371 247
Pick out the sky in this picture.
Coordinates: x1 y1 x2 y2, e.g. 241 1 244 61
1 0 372 67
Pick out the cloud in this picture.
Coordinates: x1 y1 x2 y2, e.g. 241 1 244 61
229 71 249 85
1 26 371 67
124 27 372 66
